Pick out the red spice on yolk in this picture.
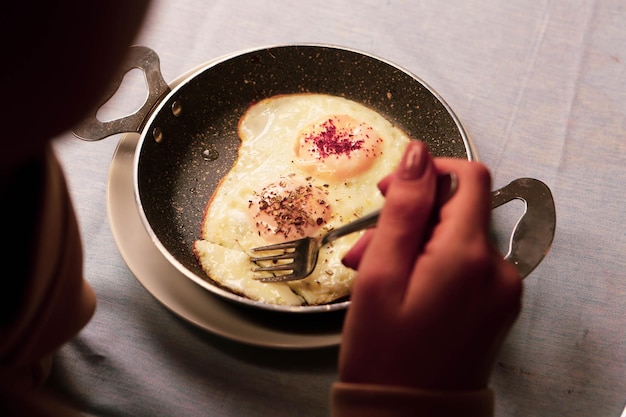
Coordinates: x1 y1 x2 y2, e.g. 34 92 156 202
304 117 367 158
295 115 383 180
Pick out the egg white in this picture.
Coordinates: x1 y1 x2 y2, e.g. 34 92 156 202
194 93 411 306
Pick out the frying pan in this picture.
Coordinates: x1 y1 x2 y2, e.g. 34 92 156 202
74 44 555 313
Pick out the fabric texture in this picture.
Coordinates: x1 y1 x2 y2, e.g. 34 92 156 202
331 382 493 417
24 1 626 416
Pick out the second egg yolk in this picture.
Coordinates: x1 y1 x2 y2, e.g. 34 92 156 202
248 177 332 243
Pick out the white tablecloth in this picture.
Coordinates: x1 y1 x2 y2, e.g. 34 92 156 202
50 1 625 416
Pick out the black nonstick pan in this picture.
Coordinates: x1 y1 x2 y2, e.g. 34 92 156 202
74 44 555 313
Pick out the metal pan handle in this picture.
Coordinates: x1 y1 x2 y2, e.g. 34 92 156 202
73 46 170 141
491 178 556 278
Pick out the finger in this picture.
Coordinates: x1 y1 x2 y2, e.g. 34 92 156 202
488 246 523 319
433 159 493 242
349 165 456 271
352 141 438 300
403 159 494 303
342 169 410 271
377 172 395 195
342 229 375 270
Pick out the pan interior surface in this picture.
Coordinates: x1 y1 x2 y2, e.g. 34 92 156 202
135 45 471 312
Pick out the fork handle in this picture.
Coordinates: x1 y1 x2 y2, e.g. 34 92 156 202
320 210 380 246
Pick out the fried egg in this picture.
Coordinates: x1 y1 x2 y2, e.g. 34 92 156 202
194 93 411 306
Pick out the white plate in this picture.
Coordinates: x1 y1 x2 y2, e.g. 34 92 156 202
107 132 344 349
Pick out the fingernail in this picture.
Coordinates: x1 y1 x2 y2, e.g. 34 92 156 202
399 142 427 180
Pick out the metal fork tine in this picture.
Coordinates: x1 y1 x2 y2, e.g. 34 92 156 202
251 241 299 252
253 263 294 272
249 252 295 262
257 273 300 283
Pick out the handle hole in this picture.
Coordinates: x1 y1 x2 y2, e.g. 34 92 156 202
96 68 148 122
490 198 526 257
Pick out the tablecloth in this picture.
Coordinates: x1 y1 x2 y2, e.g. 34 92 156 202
50 1 625 416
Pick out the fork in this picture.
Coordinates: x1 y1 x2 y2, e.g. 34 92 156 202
250 172 457 282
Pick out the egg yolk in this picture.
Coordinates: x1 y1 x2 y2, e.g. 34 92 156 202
248 177 332 243
294 115 383 181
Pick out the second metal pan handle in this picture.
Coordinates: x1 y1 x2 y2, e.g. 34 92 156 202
73 46 170 141
491 178 556 278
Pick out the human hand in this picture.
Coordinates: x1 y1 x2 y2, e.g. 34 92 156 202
338 141 522 391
